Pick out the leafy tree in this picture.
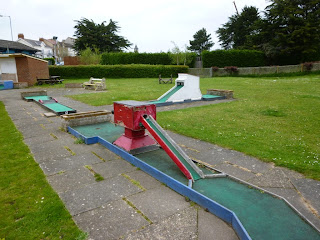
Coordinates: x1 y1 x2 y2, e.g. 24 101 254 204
169 42 196 66
263 0 320 63
73 18 131 53
216 6 262 49
188 28 214 55
79 47 101 65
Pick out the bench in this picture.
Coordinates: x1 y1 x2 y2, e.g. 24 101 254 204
83 77 106 91
159 74 173 84
36 76 64 85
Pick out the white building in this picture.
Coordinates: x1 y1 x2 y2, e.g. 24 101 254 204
17 34 53 58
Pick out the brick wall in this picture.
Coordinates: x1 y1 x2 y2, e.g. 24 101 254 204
16 57 49 86
64 56 80 65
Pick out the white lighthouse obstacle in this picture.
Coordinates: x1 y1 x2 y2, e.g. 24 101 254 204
154 74 203 105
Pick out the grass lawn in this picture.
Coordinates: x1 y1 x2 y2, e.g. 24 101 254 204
157 75 320 180
0 102 86 239
60 75 320 180
33 78 173 106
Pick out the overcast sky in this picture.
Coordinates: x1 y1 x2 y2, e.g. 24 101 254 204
0 0 270 53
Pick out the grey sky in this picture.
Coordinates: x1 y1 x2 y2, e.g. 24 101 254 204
0 0 269 52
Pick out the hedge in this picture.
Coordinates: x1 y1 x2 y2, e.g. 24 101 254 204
100 52 172 65
202 49 266 68
49 64 188 78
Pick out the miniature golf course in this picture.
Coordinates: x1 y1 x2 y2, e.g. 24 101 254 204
70 121 320 240
23 95 76 115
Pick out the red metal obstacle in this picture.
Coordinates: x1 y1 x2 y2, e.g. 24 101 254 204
113 100 193 181
113 100 157 153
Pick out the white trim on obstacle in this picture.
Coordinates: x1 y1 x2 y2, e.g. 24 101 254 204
157 73 202 103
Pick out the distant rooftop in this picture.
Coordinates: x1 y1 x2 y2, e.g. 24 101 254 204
0 39 38 53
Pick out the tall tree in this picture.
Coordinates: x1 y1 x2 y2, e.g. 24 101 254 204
263 0 320 63
73 18 131 53
216 6 262 49
188 28 214 55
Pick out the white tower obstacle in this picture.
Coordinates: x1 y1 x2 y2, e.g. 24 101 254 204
157 74 202 103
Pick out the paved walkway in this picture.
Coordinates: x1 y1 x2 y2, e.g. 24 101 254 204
1 88 319 239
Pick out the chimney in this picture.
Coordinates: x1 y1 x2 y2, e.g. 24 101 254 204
39 38 44 41
18 33 24 39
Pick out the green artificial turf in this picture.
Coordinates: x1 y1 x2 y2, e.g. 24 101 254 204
0 102 86 240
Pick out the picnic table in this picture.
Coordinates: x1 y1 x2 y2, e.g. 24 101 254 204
36 76 64 85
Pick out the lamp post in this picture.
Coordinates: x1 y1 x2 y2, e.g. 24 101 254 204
0 15 13 41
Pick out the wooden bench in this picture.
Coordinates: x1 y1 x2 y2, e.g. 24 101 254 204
83 77 106 91
159 74 173 84
36 76 64 85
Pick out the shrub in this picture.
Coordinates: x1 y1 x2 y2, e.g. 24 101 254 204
100 52 172 65
44 57 55 65
303 62 313 71
211 66 219 72
49 64 188 78
202 49 265 68
79 47 101 65
224 66 238 74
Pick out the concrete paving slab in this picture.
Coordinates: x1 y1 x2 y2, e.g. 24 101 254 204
16 124 49 139
74 199 149 240
47 167 96 193
27 139 67 154
126 169 163 190
247 167 295 188
198 208 239 240
291 178 320 214
60 175 143 215
23 133 56 145
124 207 198 240
39 153 102 175
32 149 72 164
214 162 257 181
168 131 273 174
127 185 190 223
91 159 136 180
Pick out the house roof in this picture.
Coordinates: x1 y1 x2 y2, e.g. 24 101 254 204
0 39 38 53
0 53 48 63
22 38 43 47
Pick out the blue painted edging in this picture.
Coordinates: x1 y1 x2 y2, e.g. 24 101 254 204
0 80 14 90
68 126 251 240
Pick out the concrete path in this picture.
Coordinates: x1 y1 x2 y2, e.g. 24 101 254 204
1 88 319 239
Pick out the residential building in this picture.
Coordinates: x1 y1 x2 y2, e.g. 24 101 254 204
0 39 38 55
17 33 53 58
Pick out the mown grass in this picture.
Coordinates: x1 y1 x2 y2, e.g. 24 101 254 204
0 102 86 239
33 78 173 106
157 75 320 180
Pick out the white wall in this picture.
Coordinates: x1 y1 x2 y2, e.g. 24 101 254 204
0 56 18 82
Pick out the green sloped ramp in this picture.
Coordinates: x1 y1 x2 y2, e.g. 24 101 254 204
152 85 183 104
145 117 201 180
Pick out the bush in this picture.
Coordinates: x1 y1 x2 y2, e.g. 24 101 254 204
224 66 239 74
211 66 219 72
49 64 188 78
100 52 172 65
202 49 265 68
303 62 313 71
44 57 55 65
79 47 101 65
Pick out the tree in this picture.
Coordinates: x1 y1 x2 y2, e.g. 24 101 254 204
73 18 131 53
188 28 214 55
216 6 262 49
169 41 196 66
263 0 320 63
